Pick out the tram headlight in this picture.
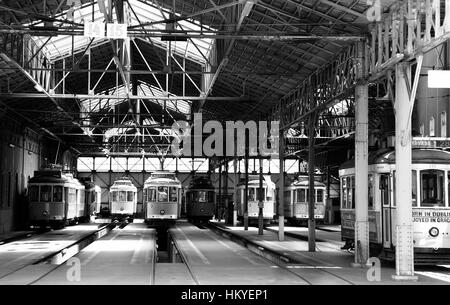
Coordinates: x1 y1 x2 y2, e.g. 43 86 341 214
42 210 48 216
429 227 439 237
160 210 165 215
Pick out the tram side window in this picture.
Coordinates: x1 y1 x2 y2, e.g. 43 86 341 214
127 191 134 202
111 191 117 201
380 175 390 206
119 191 127 202
248 188 256 201
266 187 273 201
148 188 156 202
158 186 168 202
29 186 39 202
297 189 307 203
368 175 374 209
341 178 347 208
53 186 63 202
40 185 52 202
412 170 417 207
316 189 324 203
208 191 215 202
68 188 76 203
421 170 445 207
169 187 178 202
345 177 355 209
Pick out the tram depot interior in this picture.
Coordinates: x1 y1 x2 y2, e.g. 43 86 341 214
1 0 450 286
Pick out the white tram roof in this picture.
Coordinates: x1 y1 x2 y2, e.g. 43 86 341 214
339 148 450 170
29 170 84 189
110 178 137 191
237 175 275 188
144 171 181 187
288 176 326 188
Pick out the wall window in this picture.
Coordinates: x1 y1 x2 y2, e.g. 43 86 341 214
430 116 435 137
441 111 447 138
421 170 445 207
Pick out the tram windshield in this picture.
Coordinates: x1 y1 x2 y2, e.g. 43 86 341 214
111 191 117 201
421 170 445 207
158 186 169 202
119 191 127 202
29 186 39 202
40 185 52 202
127 191 134 202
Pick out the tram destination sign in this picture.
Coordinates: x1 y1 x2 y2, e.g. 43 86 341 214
412 137 450 149
413 209 450 223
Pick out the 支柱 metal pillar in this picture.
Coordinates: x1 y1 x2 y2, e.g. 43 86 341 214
353 83 369 266
392 56 423 281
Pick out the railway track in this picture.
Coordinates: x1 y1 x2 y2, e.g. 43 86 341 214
206 221 354 285
0 222 126 284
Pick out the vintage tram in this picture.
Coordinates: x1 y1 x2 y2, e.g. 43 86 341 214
109 177 137 220
236 175 276 224
185 176 216 222
28 167 100 228
283 175 327 224
339 148 450 263
143 171 182 222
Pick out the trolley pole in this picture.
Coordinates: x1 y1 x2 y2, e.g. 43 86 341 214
258 157 264 235
224 160 229 224
308 114 316 252
392 61 420 281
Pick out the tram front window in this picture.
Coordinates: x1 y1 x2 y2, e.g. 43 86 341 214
197 191 206 202
29 186 39 202
40 185 52 202
296 189 307 203
208 191 215 202
111 191 117 202
158 186 168 202
127 191 134 202
421 170 445 207
119 191 127 202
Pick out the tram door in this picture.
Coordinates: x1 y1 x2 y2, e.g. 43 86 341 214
380 174 393 248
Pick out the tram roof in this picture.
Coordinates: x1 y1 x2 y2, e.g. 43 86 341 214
339 148 450 170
